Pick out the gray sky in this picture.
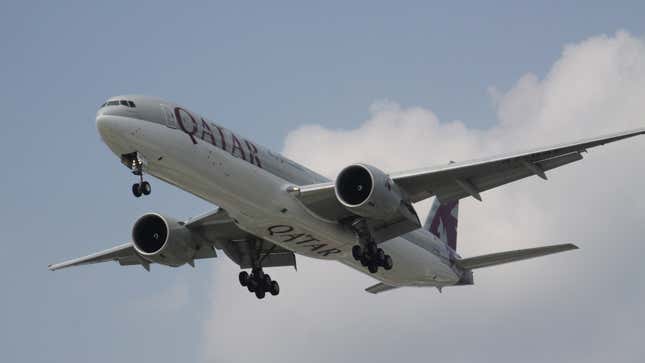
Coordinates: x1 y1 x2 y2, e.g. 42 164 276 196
1 1 644 362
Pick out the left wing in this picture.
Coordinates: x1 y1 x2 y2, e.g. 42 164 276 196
48 242 146 271
294 128 645 219
49 207 296 271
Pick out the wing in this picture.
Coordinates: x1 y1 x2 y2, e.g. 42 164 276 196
392 128 645 203
48 242 148 271
49 207 296 271
186 208 297 269
293 128 645 218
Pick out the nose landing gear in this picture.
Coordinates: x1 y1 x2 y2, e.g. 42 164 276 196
122 152 152 198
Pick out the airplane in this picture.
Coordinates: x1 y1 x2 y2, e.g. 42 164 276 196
49 95 645 298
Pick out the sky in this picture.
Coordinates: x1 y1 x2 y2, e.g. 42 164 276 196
1 1 645 362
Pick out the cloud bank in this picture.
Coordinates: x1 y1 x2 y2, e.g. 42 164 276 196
203 31 645 363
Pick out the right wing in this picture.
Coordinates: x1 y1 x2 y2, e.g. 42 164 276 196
391 128 645 203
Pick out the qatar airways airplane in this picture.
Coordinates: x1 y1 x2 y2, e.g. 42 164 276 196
49 95 645 298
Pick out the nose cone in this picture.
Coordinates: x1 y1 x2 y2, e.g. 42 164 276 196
96 114 135 156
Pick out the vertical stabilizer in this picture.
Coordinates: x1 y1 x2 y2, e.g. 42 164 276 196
424 198 459 250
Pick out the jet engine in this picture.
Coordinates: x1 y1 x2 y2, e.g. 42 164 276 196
334 164 408 220
131 213 197 267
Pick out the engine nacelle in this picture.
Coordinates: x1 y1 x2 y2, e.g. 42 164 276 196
335 164 406 220
132 213 196 267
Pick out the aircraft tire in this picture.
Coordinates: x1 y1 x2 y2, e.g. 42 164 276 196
255 289 266 299
132 183 142 197
270 281 280 296
247 279 257 292
263 274 272 290
383 255 393 270
141 181 151 195
352 245 363 260
367 242 378 255
239 271 249 286
368 263 378 273
376 249 385 264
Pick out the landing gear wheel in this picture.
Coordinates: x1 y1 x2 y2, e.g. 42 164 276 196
255 289 266 299
367 242 378 255
383 255 393 270
141 181 151 195
132 183 142 197
263 274 272 290
376 248 385 264
239 271 249 287
368 263 378 274
247 279 257 292
360 255 369 266
270 280 280 296
352 245 363 260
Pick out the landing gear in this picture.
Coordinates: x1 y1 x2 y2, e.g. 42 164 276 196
350 219 393 274
239 269 280 299
125 152 151 198
352 242 393 274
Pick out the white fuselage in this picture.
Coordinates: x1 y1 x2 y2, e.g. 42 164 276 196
96 95 461 287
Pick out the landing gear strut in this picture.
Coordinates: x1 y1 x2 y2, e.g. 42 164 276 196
239 268 280 299
238 240 281 299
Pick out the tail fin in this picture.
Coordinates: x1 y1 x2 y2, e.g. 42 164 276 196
424 198 459 250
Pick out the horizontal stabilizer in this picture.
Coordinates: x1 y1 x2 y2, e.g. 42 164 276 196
455 243 578 270
365 282 399 294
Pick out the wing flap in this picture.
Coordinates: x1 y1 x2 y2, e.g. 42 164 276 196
455 243 579 270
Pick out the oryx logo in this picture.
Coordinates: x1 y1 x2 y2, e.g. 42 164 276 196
427 200 458 250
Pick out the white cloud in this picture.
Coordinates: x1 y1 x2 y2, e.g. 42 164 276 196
202 31 645 363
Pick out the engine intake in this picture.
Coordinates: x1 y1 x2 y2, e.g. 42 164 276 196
132 213 196 267
335 164 404 220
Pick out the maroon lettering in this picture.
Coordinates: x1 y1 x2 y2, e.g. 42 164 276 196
231 134 246 161
318 248 342 256
267 225 293 236
200 118 216 146
174 107 198 144
308 243 327 251
213 125 226 151
245 140 263 168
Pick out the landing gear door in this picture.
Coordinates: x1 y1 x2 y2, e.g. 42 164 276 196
161 104 177 129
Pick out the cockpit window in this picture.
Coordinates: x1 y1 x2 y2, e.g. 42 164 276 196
101 100 137 108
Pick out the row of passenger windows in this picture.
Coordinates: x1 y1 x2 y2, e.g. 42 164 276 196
100 100 136 108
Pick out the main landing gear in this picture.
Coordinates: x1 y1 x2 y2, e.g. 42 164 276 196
352 242 393 273
349 219 393 274
238 268 280 299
